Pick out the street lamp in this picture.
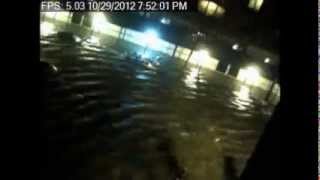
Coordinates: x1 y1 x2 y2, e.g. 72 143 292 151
264 57 270 63
232 44 239 50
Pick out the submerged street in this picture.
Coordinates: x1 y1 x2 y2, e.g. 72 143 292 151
40 36 275 180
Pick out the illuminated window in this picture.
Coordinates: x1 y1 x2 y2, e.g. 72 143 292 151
189 50 219 70
198 0 225 17
237 66 261 86
174 46 192 60
40 22 56 36
248 0 264 11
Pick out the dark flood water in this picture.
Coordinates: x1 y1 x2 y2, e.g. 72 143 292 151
40 36 275 180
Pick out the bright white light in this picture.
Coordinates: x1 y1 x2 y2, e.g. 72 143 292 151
52 65 58 72
249 0 264 11
40 22 56 36
264 57 270 63
147 63 154 68
144 29 159 46
193 49 209 65
189 49 219 70
91 12 109 32
160 17 170 25
45 12 56 18
145 29 158 38
232 44 239 50
75 36 81 43
196 50 209 59
245 66 260 85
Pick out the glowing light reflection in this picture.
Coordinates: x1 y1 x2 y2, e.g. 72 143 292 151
234 86 250 101
232 85 252 110
184 67 199 89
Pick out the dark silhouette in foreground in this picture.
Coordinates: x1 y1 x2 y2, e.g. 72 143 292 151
224 104 280 180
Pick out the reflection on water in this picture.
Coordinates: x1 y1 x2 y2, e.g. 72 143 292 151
184 67 199 89
234 85 250 100
136 74 150 80
86 36 100 46
232 85 253 111
41 35 274 180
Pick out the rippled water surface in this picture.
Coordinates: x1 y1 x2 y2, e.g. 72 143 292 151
41 36 274 180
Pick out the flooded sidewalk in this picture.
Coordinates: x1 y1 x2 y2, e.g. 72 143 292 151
41 36 275 180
